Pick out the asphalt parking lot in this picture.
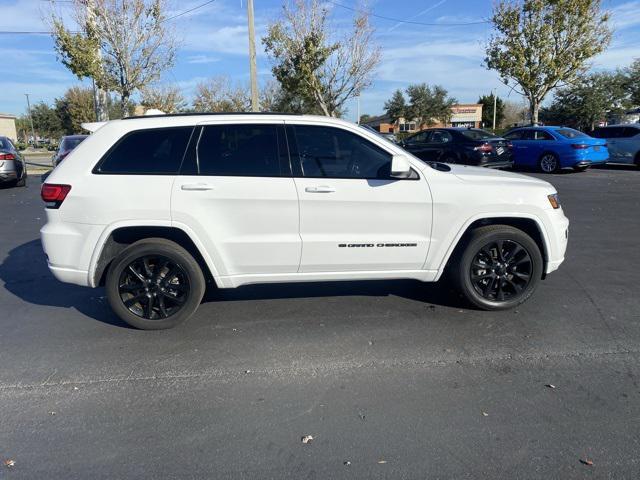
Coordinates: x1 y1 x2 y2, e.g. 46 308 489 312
1 166 639 479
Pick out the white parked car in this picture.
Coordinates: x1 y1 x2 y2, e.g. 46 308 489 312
40 114 569 329
591 124 640 165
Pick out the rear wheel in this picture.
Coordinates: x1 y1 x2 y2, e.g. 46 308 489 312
15 171 26 187
105 238 205 329
539 153 560 173
452 225 543 310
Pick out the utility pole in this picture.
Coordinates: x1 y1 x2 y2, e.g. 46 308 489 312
24 93 36 147
247 0 260 112
85 0 109 121
492 88 497 132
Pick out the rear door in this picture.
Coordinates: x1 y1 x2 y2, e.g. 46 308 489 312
287 123 432 273
617 127 640 163
171 121 301 277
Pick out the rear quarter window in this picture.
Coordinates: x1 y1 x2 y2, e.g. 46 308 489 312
95 127 193 174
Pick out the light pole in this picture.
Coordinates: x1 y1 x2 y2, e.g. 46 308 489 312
24 93 36 147
492 88 497 132
247 0 259 112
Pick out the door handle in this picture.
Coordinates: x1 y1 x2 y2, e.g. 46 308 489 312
305 186 335 193
181 183 215 191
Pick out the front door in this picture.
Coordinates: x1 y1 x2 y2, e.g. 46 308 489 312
171 122 301 277
286 123 432 273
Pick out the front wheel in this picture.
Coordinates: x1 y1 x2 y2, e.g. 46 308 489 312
452 225 543 310
105 238 205 329
539 153 560 173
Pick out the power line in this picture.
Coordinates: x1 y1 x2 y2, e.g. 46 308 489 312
325 0 489 26
0 0 218 34
165 0 217 21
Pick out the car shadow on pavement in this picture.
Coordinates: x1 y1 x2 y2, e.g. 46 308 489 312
0 239 130 328
1 240 468 328
203 276 467 309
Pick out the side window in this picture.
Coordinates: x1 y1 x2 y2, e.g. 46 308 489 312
96 127 193 174
197 124 284 177
504 130 522 140
524 130 553 140
622 127 640 138
430 130 453 144
603 127 621 138
406 131 430 144
291 125 393 179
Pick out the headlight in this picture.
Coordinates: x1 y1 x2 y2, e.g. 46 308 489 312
548 193 560 209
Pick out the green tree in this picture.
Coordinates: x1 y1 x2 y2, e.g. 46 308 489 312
384 89 407 122
55 86 95 135
263 0 380 117
31 102 63 139
540 72 629 130
406 84 457 127
478 94 505 130
624 58 640 106
52 0 176 113
485 0 612 125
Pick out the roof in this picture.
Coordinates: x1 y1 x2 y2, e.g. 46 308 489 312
122 111 300 120
0 113 17 119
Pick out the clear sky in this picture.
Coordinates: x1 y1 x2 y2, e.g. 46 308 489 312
0 0 639 121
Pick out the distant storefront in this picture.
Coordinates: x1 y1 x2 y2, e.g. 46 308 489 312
364 104 483 133
0 113 17 141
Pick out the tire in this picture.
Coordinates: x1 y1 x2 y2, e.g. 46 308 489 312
452 225 543 311
441 153 457 164
105 238 205 329
538 153 560 173
16 171 27 187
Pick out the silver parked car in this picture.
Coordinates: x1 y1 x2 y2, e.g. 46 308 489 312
0 136 26 187
591 124 640 166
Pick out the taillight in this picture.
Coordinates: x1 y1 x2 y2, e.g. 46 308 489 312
0 153 16 160
474 143 493 153
571 144 589 149
41 183 72 209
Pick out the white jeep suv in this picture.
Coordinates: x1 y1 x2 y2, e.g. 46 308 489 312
40 114 569 329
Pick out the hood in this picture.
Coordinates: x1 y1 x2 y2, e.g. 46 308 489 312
448 164 553 189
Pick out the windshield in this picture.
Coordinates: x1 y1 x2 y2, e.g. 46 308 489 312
460 129 498 141
556 128 588 139
61 136 87 151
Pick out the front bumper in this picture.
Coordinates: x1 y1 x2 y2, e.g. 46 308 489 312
544 209 569 274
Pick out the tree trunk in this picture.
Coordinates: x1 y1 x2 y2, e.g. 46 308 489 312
120 94 129 117
529 99 539 126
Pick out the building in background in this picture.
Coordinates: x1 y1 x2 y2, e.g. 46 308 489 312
0 113 17 141
363 104 483 133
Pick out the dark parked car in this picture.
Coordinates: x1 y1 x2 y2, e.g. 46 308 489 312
0 136 27 187
52 135 88 167
400 128 513 168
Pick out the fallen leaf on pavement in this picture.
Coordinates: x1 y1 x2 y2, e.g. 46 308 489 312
343 461 351 466
4 460 15 468
378 460 387 464
301 435 313 444
482 412 489 417
580 458 594 466
545 384 556 389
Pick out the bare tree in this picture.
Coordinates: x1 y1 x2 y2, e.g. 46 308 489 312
263 0 380 117
192 77 251 113
141 85 187 113
52 0 177 113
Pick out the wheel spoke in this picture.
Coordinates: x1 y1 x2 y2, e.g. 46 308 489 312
120 283 144 293
162 291 185 305
145 295 154 318
128 265 146 283
124 294 146 307
142 258 154 277
158 296 168 318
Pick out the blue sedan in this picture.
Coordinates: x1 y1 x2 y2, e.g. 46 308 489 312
504 126 608 173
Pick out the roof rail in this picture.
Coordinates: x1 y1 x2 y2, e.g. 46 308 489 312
122 111 301 120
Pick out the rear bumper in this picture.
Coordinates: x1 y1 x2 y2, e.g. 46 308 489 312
0 171 17 182
47 263 89 286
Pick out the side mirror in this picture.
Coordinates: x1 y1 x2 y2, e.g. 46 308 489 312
390 154 412 179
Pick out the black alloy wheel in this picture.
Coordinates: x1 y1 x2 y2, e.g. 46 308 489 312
469 240 533 302
118 255 190 320
452 225 543 311
106 238 206 329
